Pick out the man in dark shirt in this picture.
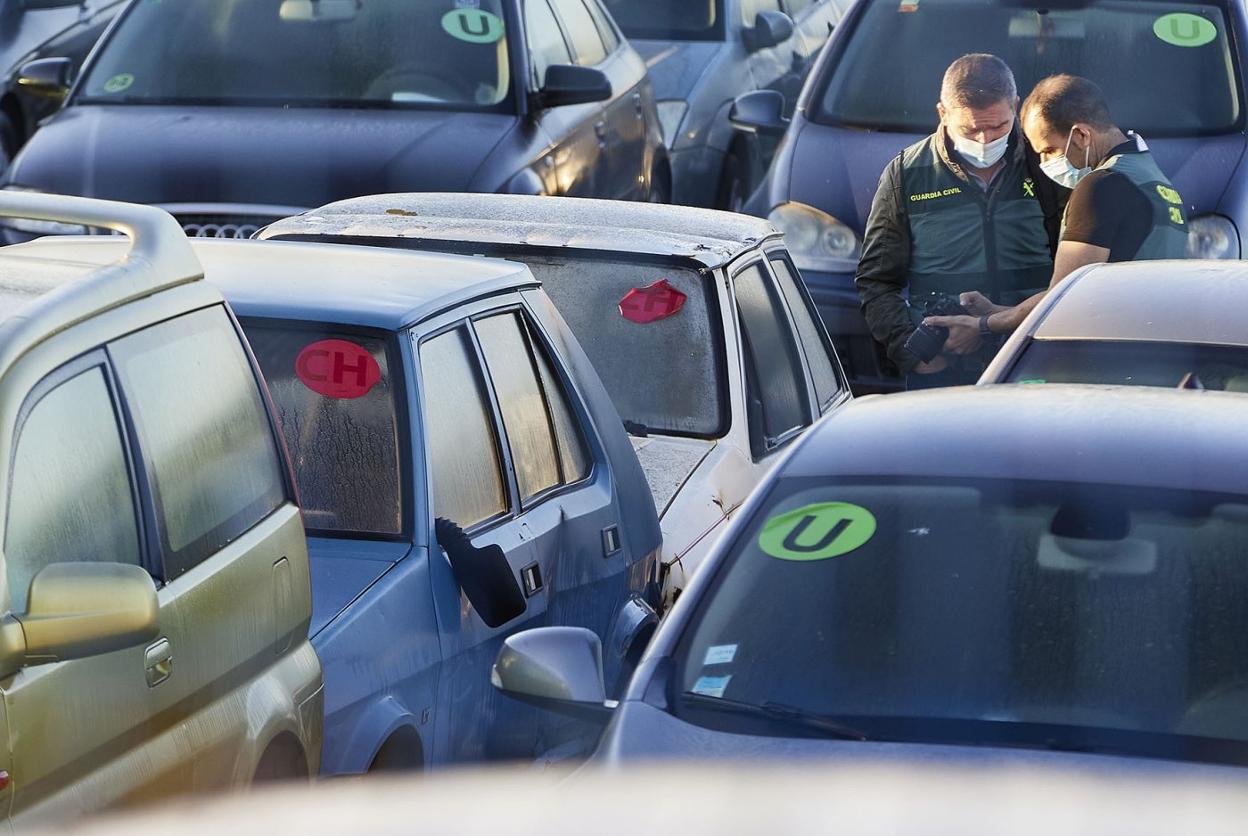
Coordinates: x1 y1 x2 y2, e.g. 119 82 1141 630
927 74 1188 342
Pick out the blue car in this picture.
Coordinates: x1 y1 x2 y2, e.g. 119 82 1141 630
495 383 1248 775
191 238 658 772
735 0 1246 393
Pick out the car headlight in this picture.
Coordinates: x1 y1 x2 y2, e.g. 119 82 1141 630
1187 214 1240 259
655 100 688 149
0 186 90 235
767 201 860 272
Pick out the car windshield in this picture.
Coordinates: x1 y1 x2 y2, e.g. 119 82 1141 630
602 0 724 40
242 321 405 538
77 0 513 110
1007 340 1248 391
817 0 1240 135
674 476 1248 765
509 254 727 438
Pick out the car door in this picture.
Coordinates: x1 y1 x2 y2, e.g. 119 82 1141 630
740 0 804 112
108 306 305 790
415 316 544 765
2 351 183 826
524 0 603 196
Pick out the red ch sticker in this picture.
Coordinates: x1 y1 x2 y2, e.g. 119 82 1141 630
295 339 382 399
618 279 687 324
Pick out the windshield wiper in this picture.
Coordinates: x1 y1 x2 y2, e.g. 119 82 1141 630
681 692 869 741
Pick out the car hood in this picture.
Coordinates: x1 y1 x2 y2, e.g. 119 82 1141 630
629 39 722 102
782 121 1248 233
629 434 715 515
307 537 410 639
4 104 517 205
597 701 1247 780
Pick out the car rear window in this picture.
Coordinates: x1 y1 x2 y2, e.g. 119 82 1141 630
602 0 724 41
1006 339 1248 391
817 0 1240 135
514 254 726 438
243 321 405 538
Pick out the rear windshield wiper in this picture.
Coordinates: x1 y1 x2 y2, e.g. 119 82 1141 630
681 692 869 741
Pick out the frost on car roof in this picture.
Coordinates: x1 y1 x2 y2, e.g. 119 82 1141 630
261 193 782 268
0 253 100 324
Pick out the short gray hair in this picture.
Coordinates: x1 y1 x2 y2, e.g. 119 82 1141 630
940 54 1018 110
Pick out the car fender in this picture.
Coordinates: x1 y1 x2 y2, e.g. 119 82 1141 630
337 695 422 775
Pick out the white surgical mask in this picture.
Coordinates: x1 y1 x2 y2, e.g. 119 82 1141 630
1040 126 1093 189
952 131 1011 169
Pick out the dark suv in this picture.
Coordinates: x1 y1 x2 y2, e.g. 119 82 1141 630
0 0 667 240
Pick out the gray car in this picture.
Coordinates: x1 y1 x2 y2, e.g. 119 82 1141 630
980 260 1248 391
494 384 1248 774
603 0 846 209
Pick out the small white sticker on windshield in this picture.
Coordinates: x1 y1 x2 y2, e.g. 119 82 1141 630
703 644 737 666
692 675 732 698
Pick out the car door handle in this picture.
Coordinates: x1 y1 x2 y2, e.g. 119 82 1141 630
595 121 608 145
144 638 172 688
633 92 644 117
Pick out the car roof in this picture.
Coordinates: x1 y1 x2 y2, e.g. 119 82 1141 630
783 384 1248 496
259 193 783 268
1031 260 1248 346
6 237 537 331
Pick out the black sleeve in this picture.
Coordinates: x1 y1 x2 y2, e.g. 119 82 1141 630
855 156 919 373
1024 144 1070 258
1061 170 1150 250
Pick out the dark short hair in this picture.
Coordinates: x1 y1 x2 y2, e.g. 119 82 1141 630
1021 74 1114 134
940 54 1017 110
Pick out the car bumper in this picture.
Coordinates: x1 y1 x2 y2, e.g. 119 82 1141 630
801 266 901 395
669 145 725 209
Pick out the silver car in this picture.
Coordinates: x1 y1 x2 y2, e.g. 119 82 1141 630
980 260 1248 391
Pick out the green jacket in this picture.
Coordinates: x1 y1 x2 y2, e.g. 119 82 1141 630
856 126 1065 374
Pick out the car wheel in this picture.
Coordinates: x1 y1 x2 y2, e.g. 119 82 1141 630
648 166 671 204
716 143 757 213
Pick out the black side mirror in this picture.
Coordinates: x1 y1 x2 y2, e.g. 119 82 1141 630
538 64 612 109
729 89 788 137
435 518 526 628
744 10 795 52
17 57 73 101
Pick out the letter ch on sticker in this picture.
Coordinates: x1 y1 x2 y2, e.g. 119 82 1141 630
758 502 877 562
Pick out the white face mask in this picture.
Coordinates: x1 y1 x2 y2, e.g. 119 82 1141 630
951 130 1011 170
1040 126 1093 189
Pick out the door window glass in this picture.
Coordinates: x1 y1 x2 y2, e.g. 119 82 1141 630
525 0 573 85
530 324 591 483
112 307 285 578
553 0 608 65
420 327 509 528
741 0 783 25
584 0 620 52
5 367 141 613
769 257 845 410
243 323 404 536
734 263 810 449
475 312 562 501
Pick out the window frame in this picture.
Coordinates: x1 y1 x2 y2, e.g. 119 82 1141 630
550 0 611 67
729 255 817 461
764 247 851 413
108 304 293 581
583 0 622 56
238 315 414 543
523 0 576 90
4 350 155 594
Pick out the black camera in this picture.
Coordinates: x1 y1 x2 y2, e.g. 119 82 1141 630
904 293 967 363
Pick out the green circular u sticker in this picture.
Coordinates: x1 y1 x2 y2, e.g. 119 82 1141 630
441 8 504 44
1154 13 1217 48
103 73 134 94
758 502 877 562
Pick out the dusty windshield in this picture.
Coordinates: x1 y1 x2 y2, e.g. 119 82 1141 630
676 476 1248 763
602 0 724 40
1008 340 1248 391
818 0 1239 135
78 0 513 110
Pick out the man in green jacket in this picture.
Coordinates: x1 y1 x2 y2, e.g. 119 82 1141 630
855 53 1065 389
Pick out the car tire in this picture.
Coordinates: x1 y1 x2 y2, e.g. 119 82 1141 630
251 734 310 785
716 142 758 213
0 113 18 173
648 165 671 204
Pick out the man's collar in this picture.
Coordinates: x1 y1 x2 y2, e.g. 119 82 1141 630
935 120 1025 178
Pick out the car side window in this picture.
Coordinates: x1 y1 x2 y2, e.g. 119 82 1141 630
734 262 811 454
768 256 847 411
111 306 286 580
420 326 509 529
552 0 608 66
741 0 783 24
525 0 574 86
474 311 590 502
783 0 816 17
584 0 620 53
4 366 141 613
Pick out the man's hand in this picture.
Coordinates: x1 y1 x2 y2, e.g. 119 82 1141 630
912 355 948 374
959 291 1006 316
924 314 981 355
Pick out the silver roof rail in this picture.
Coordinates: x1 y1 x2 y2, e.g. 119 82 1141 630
0 193 205 373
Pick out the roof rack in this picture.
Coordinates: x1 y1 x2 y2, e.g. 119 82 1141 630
0 193 204 373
